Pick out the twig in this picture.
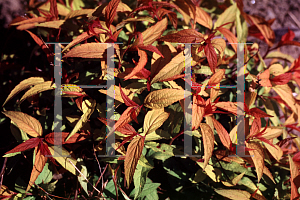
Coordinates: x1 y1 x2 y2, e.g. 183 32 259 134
35 184 69 199
67 159 101 194
93 144 103 191
288 12 300 29
0 157 8 189
93 163 108 197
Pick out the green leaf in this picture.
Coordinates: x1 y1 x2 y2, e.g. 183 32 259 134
134 164 152 199
77 158 88 195
35 162 53 185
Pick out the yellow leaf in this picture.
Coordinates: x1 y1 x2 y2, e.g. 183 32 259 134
65 99 96 141
214 3 237 29
144 89 191 109
151 49 190 84
20 81 55 103
125 136 145 187
48 145 78 175
143 109 169 136
26 146 47 192
3 77 45 106
35 20 65 29
199 123 214 169
273 84 297 114
215 189 251 200
222 172 245 187
246 141 265 182
2 111 42 137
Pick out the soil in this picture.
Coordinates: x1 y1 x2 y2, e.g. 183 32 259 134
244 0 300 60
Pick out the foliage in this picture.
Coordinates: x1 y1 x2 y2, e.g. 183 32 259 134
1 0 300 199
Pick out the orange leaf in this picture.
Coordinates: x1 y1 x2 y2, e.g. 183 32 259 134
199 123 214 169
208 69 225 86
211 118 231 149
192 95 205 130
2 111 42 137
124 49 148 80
63 43 118 58
26 146 47 191
217 27 237 52
214 102 237 115
124 136 145 187
160 29 204 43
195 6 212 29
62 28 105 52
133 18 168 46
289 155 300 200
246 141 265 182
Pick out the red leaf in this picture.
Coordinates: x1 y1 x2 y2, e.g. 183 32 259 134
248 107 273 118
119 84 138 107
45 132 89 144
124 49 148 80
105 0 121 28
138 45 164 58
270 72 292 85
5 138 40 154
50 0 58 20
280 28 295 42
204 43 218 73
159 29 204 43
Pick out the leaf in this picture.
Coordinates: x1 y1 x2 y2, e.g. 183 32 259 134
215 102 237 115
65 9 95 19
195 6 212 29
5 138 40 154
159 29 204 43
247 15 275 47
105 0 121 28
35 20 65 29
208 69 225 86
266 51 295 63
77 158 89 195
151 44 172 78
289 155 300 200
215 189 251 200
133 164 152 199
20 81 55 103
63 43 118 58
45 132 89 144
205 43 218 73
133 18 168 46
222 172 245 187
211 117 231 149
273 84 297 113
65 99 96 142
3 77 45 106
144 89 191 109
26 146 47 192
217 27 237 52
50 0 58 20
199 123 214 169
211 38 226 58
2 111 43 137
214 3 237 29
116 16 155 30
264 143 282 162
124 49 148 80
143 109 169 136
246 141 264 182
125 136 145 187
10 17 47 26
192 95 205 130
151 49 190 84
48 145 78 175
